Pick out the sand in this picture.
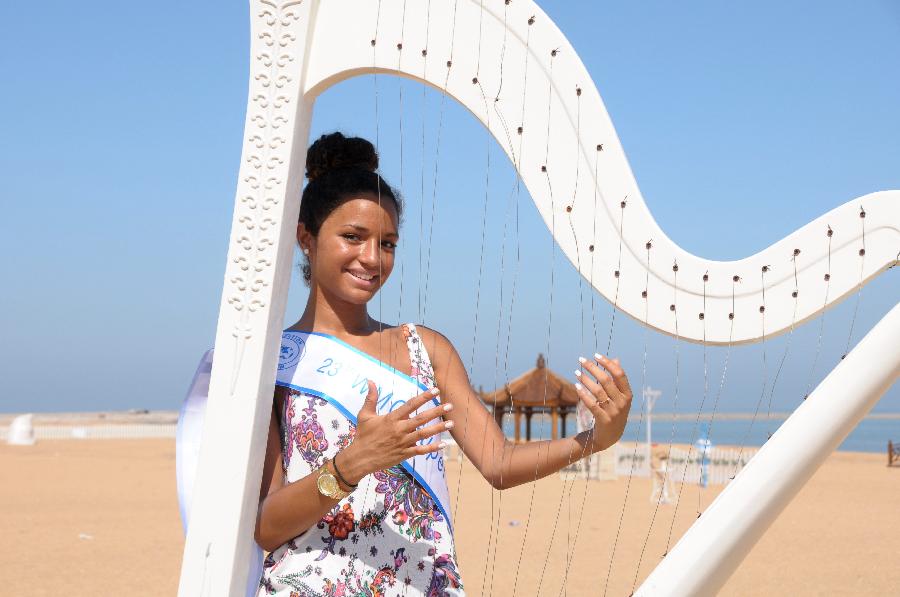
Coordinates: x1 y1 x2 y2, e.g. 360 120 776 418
1 439 898 596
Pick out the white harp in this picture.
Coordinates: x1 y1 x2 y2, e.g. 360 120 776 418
178 1 900 595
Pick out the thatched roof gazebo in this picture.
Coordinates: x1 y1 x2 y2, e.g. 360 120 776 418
480 354 580 442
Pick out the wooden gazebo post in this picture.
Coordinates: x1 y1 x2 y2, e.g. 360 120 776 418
514 406 521 443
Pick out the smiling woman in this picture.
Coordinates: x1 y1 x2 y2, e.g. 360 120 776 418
242 131 633 596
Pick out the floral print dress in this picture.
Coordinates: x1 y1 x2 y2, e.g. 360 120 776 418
257 324 464 597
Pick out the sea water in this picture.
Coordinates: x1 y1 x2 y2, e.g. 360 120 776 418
501 415 898 454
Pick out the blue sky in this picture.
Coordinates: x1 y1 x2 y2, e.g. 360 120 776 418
1 1 898 416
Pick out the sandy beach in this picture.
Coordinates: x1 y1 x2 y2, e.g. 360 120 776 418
1 437 898 596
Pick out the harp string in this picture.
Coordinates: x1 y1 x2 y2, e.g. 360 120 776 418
607 200 627 355
483 2 518 593
394 0 408 331
665 270 713 545
356 0 383 523
422 0 459 350
422 1 460 331
632 254 681 593
490 14 536 593
699 279 738 512
416 0 434 326
512 45 561 597
603 239 653 596
766 255 801 438
733 268 770 482
556 141 610 596
805 226 834 399
556 85 590 596
843 206 867 359
450 0 490 537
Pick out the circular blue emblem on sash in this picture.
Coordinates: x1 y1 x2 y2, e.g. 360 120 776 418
279 334 305 370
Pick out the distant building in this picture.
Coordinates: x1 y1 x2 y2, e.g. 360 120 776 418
479 354 579 441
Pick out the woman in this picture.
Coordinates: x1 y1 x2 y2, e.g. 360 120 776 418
253 132 633 596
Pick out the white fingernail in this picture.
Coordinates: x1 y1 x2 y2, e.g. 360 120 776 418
594 353 605 361
578 356 587 364
443 403 453 412
575 382 584 391
438 441 448 449
431 388 440 395
445 421 454 429
574 370 582 377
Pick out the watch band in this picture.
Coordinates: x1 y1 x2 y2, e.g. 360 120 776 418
332 452 358 489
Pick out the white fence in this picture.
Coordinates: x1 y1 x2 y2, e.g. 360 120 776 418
0 424 177 441
561 449 618 481
613 444 757 486
615 445 651 478
666 447 757 486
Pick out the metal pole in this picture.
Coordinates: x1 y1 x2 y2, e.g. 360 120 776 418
636 302 900 596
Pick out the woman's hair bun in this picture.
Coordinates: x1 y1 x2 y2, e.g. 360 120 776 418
305 132 379 181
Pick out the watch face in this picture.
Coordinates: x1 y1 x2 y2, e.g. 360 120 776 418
317 472 339 496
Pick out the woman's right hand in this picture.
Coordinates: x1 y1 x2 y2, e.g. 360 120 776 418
339 381 453 484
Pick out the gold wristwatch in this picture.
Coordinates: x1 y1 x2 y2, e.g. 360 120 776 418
316 460 351 500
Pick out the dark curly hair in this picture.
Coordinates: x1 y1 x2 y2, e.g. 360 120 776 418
299 132 402 282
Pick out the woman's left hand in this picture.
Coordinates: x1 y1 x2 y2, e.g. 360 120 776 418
574 354 633 452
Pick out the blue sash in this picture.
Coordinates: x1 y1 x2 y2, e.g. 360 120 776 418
276 331 452 530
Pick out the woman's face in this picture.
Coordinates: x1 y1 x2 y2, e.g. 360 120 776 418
300 193 399 305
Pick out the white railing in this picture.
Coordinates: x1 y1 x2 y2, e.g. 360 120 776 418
0 424 177 441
